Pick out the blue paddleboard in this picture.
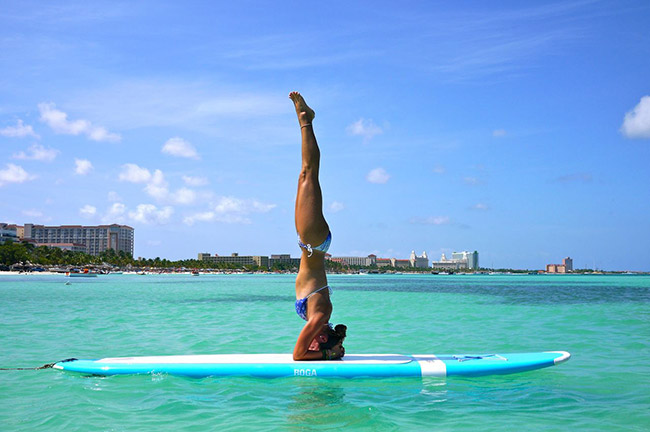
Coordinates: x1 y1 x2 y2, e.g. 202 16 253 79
53 351 570 378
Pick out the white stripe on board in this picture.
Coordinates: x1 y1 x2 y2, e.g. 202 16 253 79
96 354 414 365
412 355 446 377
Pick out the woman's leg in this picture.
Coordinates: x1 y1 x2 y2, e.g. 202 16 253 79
290 92 330 248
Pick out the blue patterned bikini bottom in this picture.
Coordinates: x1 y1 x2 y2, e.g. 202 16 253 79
297 231 331 257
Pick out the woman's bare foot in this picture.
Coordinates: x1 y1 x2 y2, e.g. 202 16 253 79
289 91 315 126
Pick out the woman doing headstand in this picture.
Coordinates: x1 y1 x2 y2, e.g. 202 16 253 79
289 91 346 361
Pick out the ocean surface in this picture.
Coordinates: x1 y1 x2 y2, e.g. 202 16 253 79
1 273 648 431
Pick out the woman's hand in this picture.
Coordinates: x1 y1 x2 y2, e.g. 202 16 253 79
325 342 345 360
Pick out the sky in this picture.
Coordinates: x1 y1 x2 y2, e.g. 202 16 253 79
1 0 649 271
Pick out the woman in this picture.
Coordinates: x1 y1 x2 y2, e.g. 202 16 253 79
289 91 346 361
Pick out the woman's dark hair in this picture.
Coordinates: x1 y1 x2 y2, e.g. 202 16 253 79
320 324 347 350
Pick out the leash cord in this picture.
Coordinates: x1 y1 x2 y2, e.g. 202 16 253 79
0 358 77 371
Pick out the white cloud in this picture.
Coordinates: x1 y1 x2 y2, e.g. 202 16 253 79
0 119 40 139
79 204 97 217
87 126 119 142
493 129 507 137
38 102 121 142
143 169 168 200
463 177 481 185
12 144 59 162
128 204 173 225
621 96 650 139
182 175 208 186
21 209 51 222
118 164 196 204
23 209 44 218
74 158 93 175
183 211 216 226
429 216 451 225
171 187 196 205
214 197 275 214
119 163 152 183
411 216 451 225
366 167 390 184
472 203 490 211
66 83 287 138
101 202 172 225
433 165 446 174
107 191 122 202
0 164 36 186
346 118 383 143
184 196 276 224
329 201 345 213
162 137 199 159
102 202 127 224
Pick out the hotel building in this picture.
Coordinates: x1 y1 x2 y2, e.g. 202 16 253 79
331 255 377 267
546 257 573 273
269 254 301 268
0 223 19 244
198 252 269 268
329 251 430 269
410 251 429 268
21 223 134 256
431 251 479 270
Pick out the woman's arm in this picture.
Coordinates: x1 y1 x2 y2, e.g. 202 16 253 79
293 313 328 360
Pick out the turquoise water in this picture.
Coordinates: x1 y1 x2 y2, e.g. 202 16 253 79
1 273 648 431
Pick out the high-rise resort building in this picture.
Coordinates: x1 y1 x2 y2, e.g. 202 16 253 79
431 251 479 270
410 251 429 268
546 257 573 273
17 223 134 256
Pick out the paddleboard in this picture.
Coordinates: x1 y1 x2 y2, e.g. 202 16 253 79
53 351 570 378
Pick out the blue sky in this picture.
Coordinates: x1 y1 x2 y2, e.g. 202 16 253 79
1 0 649 270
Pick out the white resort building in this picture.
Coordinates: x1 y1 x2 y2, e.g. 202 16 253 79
409 251 429 268
431 251 479 270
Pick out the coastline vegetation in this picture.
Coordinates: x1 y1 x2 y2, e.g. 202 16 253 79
0 241 642 274
0 241 264 272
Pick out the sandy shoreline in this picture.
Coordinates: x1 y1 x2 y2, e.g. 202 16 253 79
0 270 63 276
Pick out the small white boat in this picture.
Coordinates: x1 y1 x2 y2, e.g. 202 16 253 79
66 270 98 278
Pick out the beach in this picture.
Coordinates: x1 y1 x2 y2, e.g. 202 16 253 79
1 273 648 431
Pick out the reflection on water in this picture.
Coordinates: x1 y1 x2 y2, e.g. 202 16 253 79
285 378 448 429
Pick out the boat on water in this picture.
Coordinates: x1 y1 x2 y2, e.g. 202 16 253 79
191 270 199 276
65 269 98 278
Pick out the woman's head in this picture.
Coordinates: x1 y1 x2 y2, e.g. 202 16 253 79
317 324 347 350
